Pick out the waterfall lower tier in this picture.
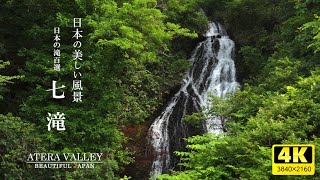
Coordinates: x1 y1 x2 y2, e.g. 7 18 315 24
148 22 240 177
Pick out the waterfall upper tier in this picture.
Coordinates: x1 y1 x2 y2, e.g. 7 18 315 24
206 22 228 37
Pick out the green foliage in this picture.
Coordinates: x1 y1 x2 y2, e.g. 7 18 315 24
302 14 320 52
2 0 320 179
86 0 198 125
162 71 320 179
0 60 22 100
0 0 203 179
161 0 208 34
158 134 271 179
0 113 46 179
237 46 265 80
160 0 320 179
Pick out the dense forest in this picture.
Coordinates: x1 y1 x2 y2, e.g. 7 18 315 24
1 0 320 179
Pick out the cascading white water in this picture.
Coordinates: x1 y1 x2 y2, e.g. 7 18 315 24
202 23 239 134
148 22 239 177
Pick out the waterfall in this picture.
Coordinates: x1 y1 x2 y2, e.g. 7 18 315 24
148 22 240 177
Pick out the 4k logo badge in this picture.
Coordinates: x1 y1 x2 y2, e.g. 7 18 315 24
272 144 315 175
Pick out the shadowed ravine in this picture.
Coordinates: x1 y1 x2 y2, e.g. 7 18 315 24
148 22 240 178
